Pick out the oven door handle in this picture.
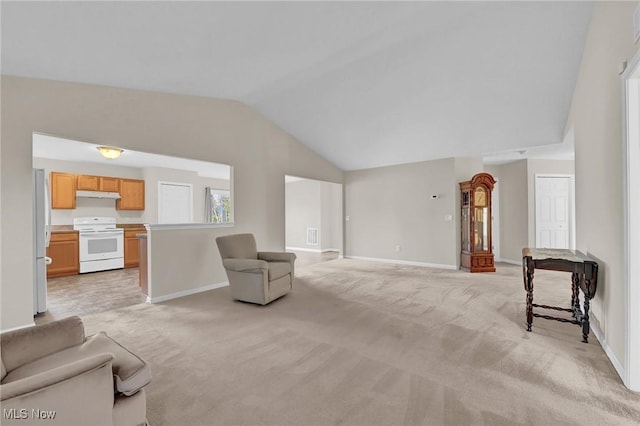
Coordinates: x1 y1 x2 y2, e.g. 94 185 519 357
79 232 123 239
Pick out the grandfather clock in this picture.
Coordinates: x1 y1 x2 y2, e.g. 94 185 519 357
460 172 496 272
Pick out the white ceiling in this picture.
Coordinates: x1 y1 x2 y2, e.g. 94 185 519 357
2 1 592 171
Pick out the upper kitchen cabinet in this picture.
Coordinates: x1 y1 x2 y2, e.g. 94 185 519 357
117 179 145 210
50 172 76 209
77 175 120 192
100 176 120 192
77 174 99 191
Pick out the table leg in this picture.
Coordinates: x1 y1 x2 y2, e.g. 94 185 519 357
582 295 590 343
525 260 534 332
571 273 580 318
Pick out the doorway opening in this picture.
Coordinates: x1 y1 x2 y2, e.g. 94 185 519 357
284 175 343 268
622 49 640 391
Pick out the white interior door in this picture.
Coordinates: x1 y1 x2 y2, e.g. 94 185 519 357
535 175 572 249
158 182 193 224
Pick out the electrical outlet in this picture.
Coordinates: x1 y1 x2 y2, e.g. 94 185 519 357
395 245 401 252
445 214 453 222
345 215 350 221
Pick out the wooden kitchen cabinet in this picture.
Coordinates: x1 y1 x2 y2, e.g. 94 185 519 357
46 231 79 278
100 176 120 192
50 172 77 209
124 228 147 268
77 175 120 192
117 179 145 210
77 174 99 190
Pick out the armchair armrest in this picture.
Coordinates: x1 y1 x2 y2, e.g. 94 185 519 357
223 258 268 274
1 316 85 373
258 252 297 263
0 353 113 401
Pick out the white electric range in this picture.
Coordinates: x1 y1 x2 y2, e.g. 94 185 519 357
73 217 124 273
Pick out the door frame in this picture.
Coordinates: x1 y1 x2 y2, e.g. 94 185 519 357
492 181 500 260
534 174 575 249
622 47 640 391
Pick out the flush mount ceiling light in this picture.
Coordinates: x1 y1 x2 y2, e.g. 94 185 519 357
97 146 124 159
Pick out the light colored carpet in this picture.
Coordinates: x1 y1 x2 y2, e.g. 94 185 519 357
81 259 640 425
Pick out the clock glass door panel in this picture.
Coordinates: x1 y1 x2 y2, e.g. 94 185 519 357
474 206 489 252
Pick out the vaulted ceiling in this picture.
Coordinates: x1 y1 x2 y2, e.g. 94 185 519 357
1 1 592 170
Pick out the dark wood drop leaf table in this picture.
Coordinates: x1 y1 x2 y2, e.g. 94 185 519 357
522 248 599 343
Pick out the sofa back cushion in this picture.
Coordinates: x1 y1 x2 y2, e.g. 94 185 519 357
0 316 85 374
216 233 258 260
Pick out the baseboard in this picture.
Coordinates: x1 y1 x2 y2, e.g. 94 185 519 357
344 255 457 270
590 318 626 384
286 246 321 253
496 258 521 266
286 246 341 254
1 320 36 333
147 281 229 304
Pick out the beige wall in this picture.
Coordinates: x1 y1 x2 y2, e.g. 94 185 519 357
345 158 482 267
566 1 640 370
285 179 342 251
321 181 343 251
148 228 229 298
0 76 342 330
285 179 321 249
485 161 528 262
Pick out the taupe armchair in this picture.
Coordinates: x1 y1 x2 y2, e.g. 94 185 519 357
216 233 296 305
1 316 151 426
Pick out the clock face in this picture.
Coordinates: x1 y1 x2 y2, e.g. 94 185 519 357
475 187 487 207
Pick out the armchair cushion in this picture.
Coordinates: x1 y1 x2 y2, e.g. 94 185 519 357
258 251 297 263
267 262 291 281
222 258 268 274
3 332 151 397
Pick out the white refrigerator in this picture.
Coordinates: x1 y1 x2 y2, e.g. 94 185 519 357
33 168 51 314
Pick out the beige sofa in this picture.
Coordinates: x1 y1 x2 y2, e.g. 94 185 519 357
216 233 296 305
0 316 151 426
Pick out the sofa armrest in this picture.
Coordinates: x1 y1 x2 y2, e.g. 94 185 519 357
1 316 85 373
0 353 113 401
223 258 268 274
258 252 297 263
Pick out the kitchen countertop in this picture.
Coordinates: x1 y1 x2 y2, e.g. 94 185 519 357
51 224 147 232
51 225 76 232
117 223 148 229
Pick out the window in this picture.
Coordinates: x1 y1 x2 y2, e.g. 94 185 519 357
205 188 232 224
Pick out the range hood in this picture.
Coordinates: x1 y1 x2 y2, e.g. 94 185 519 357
76 190 121 200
